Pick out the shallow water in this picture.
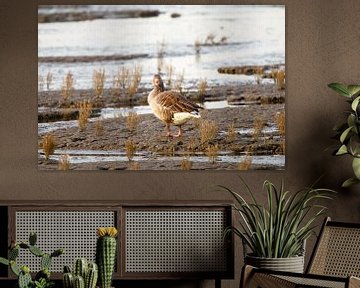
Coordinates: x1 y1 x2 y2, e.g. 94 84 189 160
38 5 285 90
39 148 285 168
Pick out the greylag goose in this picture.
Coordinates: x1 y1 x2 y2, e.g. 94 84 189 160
148 74 203 137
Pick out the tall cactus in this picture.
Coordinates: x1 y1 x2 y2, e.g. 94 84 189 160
96 227 118 288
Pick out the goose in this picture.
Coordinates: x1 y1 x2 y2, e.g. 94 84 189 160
148 74 203 137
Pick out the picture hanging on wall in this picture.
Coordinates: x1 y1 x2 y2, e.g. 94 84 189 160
38 5 285 171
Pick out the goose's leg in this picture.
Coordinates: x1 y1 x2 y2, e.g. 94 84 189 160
174 126 182 138
165 123 173 138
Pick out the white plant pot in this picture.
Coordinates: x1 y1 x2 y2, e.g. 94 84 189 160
245 254 305 273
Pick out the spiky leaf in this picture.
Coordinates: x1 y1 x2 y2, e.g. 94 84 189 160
351 96 360 111
336 145 348 155
352 157 360 179
328 83 351 97
348 85 360 97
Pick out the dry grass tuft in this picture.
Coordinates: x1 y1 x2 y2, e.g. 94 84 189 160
238 155 252 170
61 71 74 102
78 100 92 131
113 66 130 94
199 120 218 144
186 138 198 156
198 78 207 100
93 68 106 99
42 134 55 160
128 161 140 170
173 70 185 93
275 111 285 136
95 120 104 136
58 154 70 170
46 71 53 90
205 144 219 164
127 65 142 99
124 138 137 161
157 39 167 73
126 111 140 133
165 64 175 86
252 117 265 141
226 122 237 143
180 157 192 170
275 70 286 90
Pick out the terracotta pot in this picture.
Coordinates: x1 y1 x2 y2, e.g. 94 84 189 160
245 254 305 273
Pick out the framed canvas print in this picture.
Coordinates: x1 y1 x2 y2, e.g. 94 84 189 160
38 5 285 170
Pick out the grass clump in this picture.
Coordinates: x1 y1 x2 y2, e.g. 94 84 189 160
126 111 140 134
198 78 207 101
78 100 92 131
42 133 55 160
95 120 104 136
205 144 219 164
180 157 192 170
127 65 142 99
157 39 167 73
93 68 106 99
128 161 140 170
58 154 70 170
61 71 74 103
275 70 286 90
275 111 286 136
199 120 218 144
238 155 252 170
124 138 137 161
226 122 237 143
252 117 265 141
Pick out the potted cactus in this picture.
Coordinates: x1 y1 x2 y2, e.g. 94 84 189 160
0 232 63 288
96 227 118 288
62 258 98 288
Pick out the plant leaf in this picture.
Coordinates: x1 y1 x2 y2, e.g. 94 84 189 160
352 157 360 179
351 96 360 111
342 177 360 188
328 83 351 97
340 126 353 143
336 145 348 155
347 85 360 97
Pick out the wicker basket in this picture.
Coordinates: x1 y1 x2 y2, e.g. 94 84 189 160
245 254 305 273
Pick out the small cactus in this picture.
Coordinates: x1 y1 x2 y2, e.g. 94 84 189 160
96 227 118 288
74 275 85 288
18 267 32 288
41 253 52 270
29 232 37 246
63 259 98 288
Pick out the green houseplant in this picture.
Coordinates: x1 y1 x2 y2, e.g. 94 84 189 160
328 83 360 187
0 232 63 288
222 179 334 272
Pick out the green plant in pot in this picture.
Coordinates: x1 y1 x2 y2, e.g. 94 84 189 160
328 83 360 187
0 232 64 288
222 179 334 273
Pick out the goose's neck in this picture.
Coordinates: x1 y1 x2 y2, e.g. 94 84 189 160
148 86 163 100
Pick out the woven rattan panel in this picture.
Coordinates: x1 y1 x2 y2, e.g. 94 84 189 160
125 210 227 273
310 226 360 277
15 211 115 272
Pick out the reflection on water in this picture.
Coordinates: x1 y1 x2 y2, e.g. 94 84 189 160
38 5 285 90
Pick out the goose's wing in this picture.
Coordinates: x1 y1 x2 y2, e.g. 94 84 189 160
155 91 202 114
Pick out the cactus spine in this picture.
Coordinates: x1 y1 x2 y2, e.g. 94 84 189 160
96 227 118 288
63 260 98 288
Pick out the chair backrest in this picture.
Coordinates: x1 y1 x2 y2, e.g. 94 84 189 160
307 217 360 277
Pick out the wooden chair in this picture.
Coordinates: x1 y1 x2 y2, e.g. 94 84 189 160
241 217 360 288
